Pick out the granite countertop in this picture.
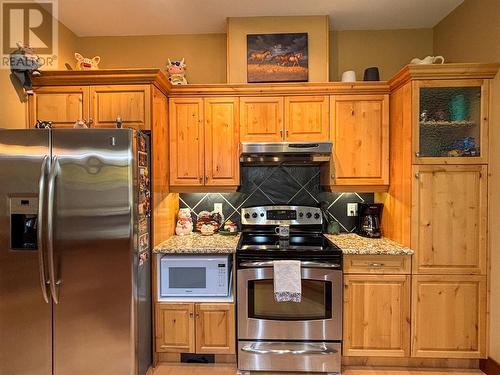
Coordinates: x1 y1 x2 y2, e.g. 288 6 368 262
153 232 240 254
324 233 414 256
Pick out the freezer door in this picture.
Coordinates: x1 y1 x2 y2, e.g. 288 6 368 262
0 130 52 375
50 129 136 375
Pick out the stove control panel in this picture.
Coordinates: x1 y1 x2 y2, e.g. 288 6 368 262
241 205 323 225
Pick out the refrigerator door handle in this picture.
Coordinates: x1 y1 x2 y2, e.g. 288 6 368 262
47 155 60 304
37 155 50 304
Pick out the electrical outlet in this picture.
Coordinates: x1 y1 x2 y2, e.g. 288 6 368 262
214 203 223 214
347 203 358 217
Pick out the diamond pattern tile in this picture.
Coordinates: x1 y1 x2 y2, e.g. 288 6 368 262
180 166 374 232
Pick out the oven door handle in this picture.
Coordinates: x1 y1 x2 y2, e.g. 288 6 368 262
239 261 341 268
241 343 338 355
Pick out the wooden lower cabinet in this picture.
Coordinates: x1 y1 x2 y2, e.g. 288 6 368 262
155 303 235 355
411 275 486 359
195 304 235 354
343 274 411 357
155 303 195 353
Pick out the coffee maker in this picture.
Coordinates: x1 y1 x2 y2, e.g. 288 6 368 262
357 203 383 238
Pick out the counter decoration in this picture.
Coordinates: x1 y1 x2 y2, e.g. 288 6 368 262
223 220 238 233
74 53 101 70
175 208 193 235
10 42 42 95
195 210 223 235
166 58 187 85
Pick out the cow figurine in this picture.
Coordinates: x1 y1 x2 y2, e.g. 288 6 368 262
75 53 101 70
166 58 187 85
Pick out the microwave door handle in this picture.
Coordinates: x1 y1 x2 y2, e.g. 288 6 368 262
47 156 60 304
241 343 338 355
37 156 50 304
239 261 340 268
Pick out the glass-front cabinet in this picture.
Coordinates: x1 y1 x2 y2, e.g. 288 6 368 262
414 80 489 164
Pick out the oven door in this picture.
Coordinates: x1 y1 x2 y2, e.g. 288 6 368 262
237 265 342 341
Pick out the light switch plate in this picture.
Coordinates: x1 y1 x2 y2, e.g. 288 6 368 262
214 203 223 213
347 203 358 217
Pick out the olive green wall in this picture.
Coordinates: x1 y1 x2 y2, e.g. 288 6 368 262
434 0 500 362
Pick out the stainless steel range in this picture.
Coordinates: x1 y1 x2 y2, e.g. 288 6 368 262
236 205 343 375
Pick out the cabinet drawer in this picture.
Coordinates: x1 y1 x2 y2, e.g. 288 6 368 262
344 255 411 274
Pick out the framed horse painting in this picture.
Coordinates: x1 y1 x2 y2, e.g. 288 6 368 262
246 33 308 83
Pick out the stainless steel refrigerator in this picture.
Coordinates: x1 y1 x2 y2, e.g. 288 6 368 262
0 129 152 375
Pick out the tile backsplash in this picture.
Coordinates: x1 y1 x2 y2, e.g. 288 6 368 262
180 165 374 232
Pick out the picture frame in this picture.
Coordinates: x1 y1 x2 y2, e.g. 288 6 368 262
246 33 309 83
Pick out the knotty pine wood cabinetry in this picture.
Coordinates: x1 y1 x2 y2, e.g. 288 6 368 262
155 303 235 355
376 63 499 359
169 82 390 191
343 256 411 357
29 69 177 248
29 86 89 128
412 165 487 275
411 275 486 358
30 83 151 130
284 95 329 141
169 97 240 190
90 85 150 129
239 95 329 142
322 94 389 190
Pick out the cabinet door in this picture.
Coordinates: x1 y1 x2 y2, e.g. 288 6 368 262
204 98 240 186
284 96 329 141
414 79 489 164
240 97 284 142
155 303 195 353
169 98 204 186
343 275 410 357
330 95 389 186
28 86 89 128
195 304 235 354
90 85 150 129
412 165 487 274
412 275 486 358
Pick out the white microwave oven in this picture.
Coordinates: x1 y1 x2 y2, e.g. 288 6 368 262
159 254 231 297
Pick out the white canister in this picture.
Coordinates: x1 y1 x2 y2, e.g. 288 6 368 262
341 70 357 82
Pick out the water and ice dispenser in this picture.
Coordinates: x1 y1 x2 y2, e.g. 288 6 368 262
10 197 38 250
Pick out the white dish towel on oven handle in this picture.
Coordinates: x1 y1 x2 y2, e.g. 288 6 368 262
273 260 302 303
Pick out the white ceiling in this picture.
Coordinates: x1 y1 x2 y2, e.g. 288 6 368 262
58 0 464 37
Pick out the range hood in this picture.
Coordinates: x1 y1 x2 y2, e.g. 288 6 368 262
240 142 332 165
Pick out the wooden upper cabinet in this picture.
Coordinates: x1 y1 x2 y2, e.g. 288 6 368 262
90 85 150 129
155 303 195 353
412 164 487 275
204 98 240 186
413 79 489 165
169 98 204 186
240 97 284 142
29 86 89 128
284 96 329 141
412 275 486 358
344 274 411 357
330 95 389 187
195 303 235 355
